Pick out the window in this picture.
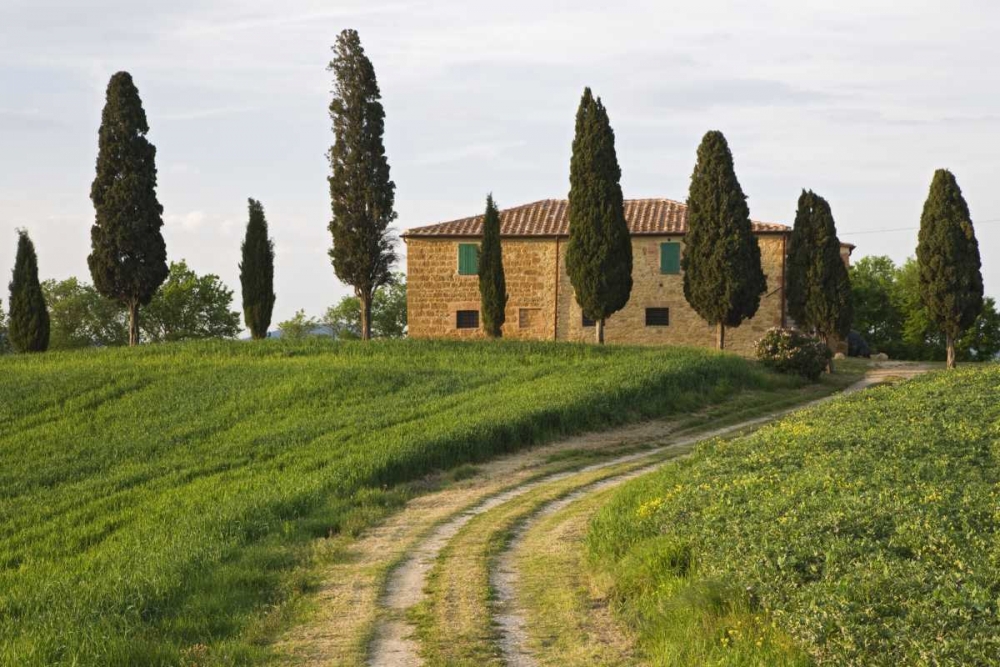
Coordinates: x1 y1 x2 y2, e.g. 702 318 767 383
519 308 541 329
582 314 595 327
645 308 670 326
456 310 479 329
660 242 681 274
457 243 479 275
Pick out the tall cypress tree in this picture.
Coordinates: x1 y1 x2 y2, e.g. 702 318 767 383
916 169 983 369
786 189 813 328
478 194 507 337
239 198 276 339
328 29 397 341
8 230 50 353
565 87 632 344
89 71 168 346
682 131 766 350
787 190 852 366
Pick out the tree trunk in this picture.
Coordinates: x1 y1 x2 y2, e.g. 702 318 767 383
359 293 372 341
596 318 605 344
128 301 140 347
825 334 834 374
716 322 725 350
946 333 956 369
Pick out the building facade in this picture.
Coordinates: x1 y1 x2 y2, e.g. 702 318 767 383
404 198 852 355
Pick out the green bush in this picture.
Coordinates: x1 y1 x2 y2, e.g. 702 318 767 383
754 327 831 380
589 365 1000 666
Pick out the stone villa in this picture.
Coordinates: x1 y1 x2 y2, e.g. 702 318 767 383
403 198 853 355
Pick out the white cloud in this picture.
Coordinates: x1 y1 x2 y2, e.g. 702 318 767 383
167 210 208 231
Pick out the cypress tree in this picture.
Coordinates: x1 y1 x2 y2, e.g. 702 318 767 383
89 71 168 346
239 198 276 339
916 169 983 369
786 190 812 328
682 131 766 350
478 194 507 337
565 87 632 344
787 190 852 367
7 230 50 353
328 29 397 341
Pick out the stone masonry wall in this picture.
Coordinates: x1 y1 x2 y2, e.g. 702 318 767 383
406 234 788 355
406 238 558 340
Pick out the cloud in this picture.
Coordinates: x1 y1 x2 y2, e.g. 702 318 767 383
167 210 208 231
413 140 528 166
646 78 832 112
159 106 259 121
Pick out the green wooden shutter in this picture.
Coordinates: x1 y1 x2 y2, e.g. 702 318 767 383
458 244 479 275
660 242 681 274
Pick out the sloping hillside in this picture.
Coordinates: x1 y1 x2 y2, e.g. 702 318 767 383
590 364 1000 666
0 338 787 666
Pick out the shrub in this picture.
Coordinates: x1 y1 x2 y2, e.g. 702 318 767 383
847 330 870 357
754 327 831 380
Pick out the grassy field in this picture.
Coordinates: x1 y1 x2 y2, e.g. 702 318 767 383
589 364 1000 666
0 338 795 666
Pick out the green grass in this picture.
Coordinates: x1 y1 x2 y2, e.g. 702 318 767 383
589 364 1000 666
0 337 793 666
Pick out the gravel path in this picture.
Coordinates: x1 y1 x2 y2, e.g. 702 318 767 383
364 362 932 666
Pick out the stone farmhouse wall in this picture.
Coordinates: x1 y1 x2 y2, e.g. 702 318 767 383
405 234 790 356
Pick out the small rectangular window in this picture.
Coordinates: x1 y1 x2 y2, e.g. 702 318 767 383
660 242 681 274
456 310 479 329
519 308 541 329
645 308 670 326
457 244 479 275
581 314 595 327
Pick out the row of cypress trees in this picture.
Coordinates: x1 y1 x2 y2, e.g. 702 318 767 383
471 87 984 369
5 28 397 351
5 71 279 351
472 89 783 347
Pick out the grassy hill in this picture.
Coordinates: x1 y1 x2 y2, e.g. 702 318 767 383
0 338 793 666
589 364 1000 666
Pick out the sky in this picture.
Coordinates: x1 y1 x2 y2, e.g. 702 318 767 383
1 0 997 327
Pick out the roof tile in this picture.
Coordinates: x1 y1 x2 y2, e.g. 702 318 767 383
403 198 790 238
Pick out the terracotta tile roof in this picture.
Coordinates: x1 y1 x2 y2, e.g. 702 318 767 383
402 198 791 238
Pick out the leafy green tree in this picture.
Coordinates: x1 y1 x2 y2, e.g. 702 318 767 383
478 194 507 337
7 230 50 353
915 169 983 368
43 277 128 349
849 255 904 354
324 274 407 339
89 71 168 347
328 29 397 341
323 297 362 339
850 255 998 362
682 131 766 350
240 198 276 340
565 88 632 344
42 266 239 349
957 297 1000 362
787 191 852 365
278 310 320 340
142 261 241 342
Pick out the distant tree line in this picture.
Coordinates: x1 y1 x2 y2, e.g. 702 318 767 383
276 274 407 341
